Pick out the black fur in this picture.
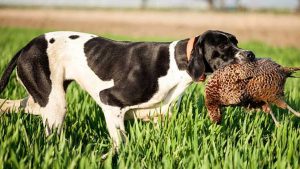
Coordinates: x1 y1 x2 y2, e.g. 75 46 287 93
69 35 80 39
187 36 206 81
84 37 170 108
16 35 52 107
187 48 206 81
200 30 254 71
49 38 55 44
174 39 189 70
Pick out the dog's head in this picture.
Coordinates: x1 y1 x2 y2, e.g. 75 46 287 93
187 30 255 81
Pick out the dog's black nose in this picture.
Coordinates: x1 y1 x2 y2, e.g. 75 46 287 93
245 51 255 61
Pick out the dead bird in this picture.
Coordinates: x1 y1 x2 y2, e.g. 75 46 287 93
205 58 300 126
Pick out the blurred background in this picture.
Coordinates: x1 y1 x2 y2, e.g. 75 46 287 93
0 0 299 47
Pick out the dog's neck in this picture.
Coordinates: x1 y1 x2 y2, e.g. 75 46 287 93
174 39 190 70
186 37 195 61
174 38 213 73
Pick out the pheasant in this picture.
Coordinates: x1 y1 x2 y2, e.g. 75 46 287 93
205 58 300 126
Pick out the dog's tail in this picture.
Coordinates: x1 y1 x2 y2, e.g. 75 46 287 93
0 49 23 94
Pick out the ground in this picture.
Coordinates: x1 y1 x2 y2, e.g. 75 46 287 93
0 8 300 47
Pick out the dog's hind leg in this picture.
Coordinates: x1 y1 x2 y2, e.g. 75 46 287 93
0 96 42 115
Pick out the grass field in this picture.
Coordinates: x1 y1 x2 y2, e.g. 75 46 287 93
0 27 300 169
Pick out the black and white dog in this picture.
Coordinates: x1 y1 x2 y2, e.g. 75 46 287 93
0 30 254 150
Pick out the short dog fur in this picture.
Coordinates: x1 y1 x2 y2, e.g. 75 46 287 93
0 30 255 150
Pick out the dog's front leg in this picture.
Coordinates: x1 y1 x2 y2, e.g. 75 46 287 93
101 106 127 159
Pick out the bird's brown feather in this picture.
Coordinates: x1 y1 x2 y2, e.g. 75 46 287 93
205 58 299 124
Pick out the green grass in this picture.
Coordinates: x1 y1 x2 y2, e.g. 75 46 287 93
0 26 300 169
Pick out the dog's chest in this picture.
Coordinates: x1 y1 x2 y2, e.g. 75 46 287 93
147 68 190 105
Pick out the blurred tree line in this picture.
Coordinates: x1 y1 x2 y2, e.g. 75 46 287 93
141 0 300 11
141 0 241 10
208 0 300 11
207 0 239 10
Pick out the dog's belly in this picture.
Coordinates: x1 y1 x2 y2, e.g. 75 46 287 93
125 78 192 120
125 106 170 121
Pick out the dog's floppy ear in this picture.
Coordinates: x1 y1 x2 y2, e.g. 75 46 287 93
187 36 206 82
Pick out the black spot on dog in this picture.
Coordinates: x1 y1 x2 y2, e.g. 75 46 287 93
49 38 55 44
69 35 80 39
17 35 52 107
84 37 170 108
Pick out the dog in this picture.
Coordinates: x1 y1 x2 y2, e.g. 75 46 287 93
0 30 255 152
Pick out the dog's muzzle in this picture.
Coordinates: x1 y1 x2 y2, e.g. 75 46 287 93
235 50 255 63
